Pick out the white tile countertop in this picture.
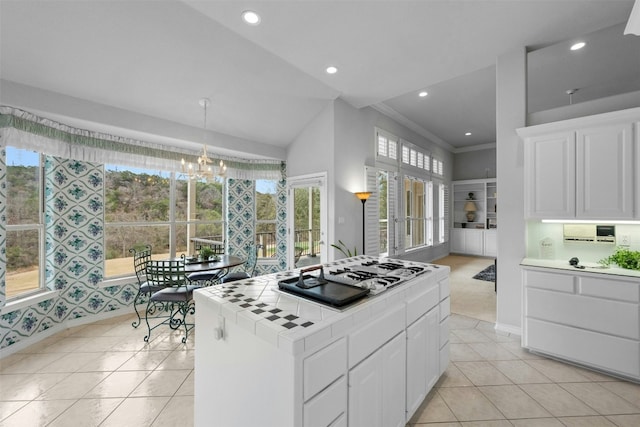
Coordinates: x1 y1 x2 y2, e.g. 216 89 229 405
193 255 449 356
521 257 640 279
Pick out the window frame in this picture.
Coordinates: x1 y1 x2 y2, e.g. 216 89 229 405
255 179 278 260
5 147 45 301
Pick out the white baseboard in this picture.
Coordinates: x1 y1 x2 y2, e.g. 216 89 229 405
495 322 522 337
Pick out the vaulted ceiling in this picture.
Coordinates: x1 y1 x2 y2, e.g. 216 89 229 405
0 1 636 158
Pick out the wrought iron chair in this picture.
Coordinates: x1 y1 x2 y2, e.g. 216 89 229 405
130 245 160 328
220 243 261 283
144 260 197 343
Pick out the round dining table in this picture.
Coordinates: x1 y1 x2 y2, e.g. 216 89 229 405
178 254 246 286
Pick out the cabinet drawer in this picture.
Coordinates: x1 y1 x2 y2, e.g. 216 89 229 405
439 297 451 322
349 303 405 368
524 269 574 293
439 278 450 300
406 285 439 325
527 288 639 339
303 376 347 427
440 341 450 376
526 318 640 378
440 318 449 349
304 338 347 401
579 276 640 302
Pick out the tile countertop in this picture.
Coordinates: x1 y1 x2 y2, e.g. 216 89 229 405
521 258 640 279
193 255 449 356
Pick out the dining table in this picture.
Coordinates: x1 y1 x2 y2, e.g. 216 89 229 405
177 254 246 285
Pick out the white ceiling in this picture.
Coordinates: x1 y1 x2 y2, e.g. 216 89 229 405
0 0 636 158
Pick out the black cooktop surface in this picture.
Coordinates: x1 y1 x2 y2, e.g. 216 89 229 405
277 275 369 308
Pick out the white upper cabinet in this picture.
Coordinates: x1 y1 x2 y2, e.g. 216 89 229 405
519 108 640 220
524 131 576 218
576 122 634 219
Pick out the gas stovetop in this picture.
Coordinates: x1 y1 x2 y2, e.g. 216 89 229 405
325 258 435 295
277 257 438 310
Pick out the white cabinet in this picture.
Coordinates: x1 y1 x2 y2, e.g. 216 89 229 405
484 229 497 257
576 122 634 218
451 178 497 256
452 178 497 229
519 108 640 220
523 131 576 218
523 267 640 380
348 332 406 427
406 308 439 419
450 228 489 256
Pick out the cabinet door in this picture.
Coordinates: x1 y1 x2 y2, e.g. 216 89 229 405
406 314 428 418
450 228 465 253
524 131 576 218
484 230 497 257
576 122 634 219
465 230 484 255
382 332 407 427
349 350 383 427
349 333 407 427
406 308 440 420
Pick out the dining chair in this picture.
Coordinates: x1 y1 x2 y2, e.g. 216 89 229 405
220 243 261 283
144 259 198 343
130 245 163 328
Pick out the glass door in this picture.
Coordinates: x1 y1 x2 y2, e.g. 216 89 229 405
288 173 327 268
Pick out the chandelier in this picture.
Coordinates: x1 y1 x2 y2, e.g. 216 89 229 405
181 98 227 180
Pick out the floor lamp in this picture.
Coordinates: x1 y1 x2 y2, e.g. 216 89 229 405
354 192 371 255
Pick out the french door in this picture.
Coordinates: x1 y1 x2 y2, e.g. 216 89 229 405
287 173 327 268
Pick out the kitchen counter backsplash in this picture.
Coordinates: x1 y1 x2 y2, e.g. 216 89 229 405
526 221 640 266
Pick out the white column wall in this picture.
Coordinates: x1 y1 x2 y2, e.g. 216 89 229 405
496 48 527 335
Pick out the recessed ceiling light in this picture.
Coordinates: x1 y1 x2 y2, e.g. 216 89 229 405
242 10 261 25
419 91 428 97
465 132 472 136
570 42 586 51
326 66 338 74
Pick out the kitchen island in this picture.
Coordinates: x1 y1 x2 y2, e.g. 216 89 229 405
193 255 450 427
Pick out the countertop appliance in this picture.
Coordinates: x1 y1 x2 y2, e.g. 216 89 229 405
277 258 436 309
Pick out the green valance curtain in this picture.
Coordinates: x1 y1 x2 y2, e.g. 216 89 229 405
0 106 285 180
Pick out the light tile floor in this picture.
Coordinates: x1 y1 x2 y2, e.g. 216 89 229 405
1 311 639 426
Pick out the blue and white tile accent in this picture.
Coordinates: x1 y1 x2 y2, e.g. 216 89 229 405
1 157 137 350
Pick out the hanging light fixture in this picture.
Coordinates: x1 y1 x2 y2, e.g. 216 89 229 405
181 98 226 180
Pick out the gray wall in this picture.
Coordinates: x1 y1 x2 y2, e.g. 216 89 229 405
287 98 453 264
453 147 496 181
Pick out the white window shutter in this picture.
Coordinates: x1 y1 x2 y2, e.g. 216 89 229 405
388 171 398 256
364 167 380 256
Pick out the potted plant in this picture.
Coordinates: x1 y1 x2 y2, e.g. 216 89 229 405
199 246 215 261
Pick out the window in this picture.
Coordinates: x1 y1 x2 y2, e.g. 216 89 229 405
104 164 224 277
404 177 432 249
377 130 398 161
104 165 172 277
255 179 277 258
378 171 389 254
5 147 43 299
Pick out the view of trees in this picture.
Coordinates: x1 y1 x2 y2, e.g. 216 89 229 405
6 164 40 271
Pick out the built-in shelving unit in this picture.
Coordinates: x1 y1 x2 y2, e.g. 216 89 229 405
452 179 497 230
451 178 497 257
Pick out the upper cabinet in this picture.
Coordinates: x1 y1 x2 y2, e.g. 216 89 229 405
518 108 640 220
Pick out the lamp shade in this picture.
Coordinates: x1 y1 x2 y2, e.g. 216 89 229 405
464 201 477 212
354 191 372 201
